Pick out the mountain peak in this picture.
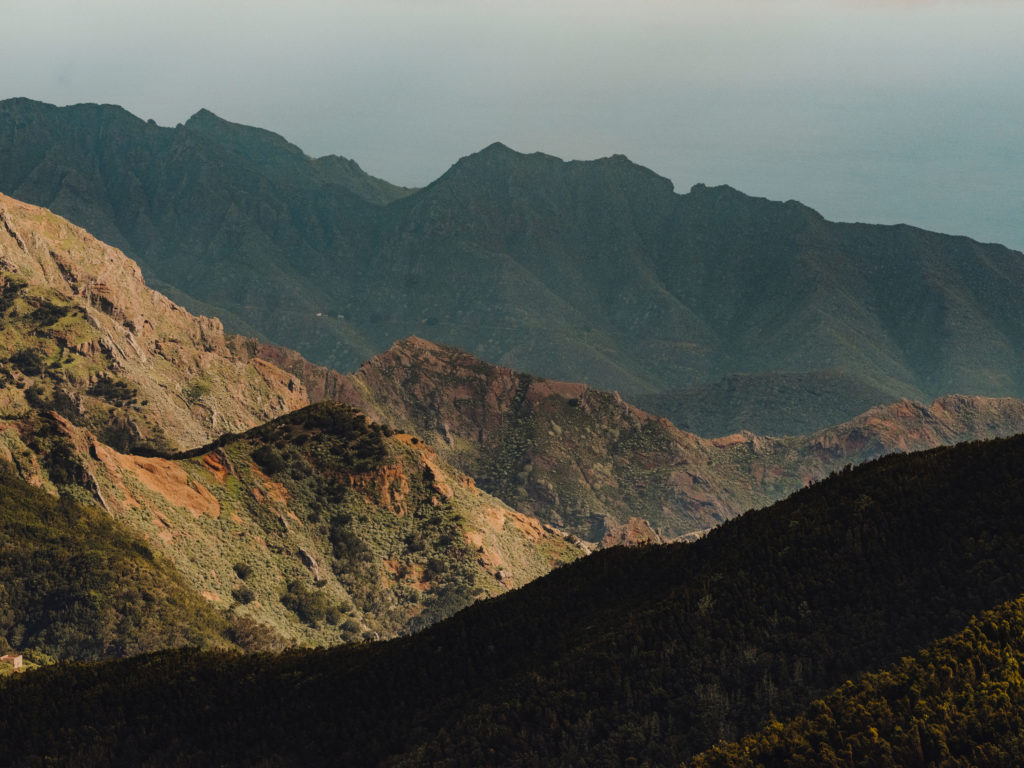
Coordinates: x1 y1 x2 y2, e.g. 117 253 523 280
455 142 661 177
448 142 557 172
185 106 220 123
387 335 446 354
428 142 675 205
184 107 303 158
479 141 517 155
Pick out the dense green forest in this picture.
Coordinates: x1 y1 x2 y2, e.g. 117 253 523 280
0 465 231 660
3 434 1024 765
691 593 1024 767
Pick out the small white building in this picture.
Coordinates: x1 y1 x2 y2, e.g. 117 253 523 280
0 653 23 669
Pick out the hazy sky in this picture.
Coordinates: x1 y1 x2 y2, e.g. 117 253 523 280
4 0 1024 249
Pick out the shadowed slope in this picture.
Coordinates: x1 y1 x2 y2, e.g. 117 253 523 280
5 435 1024 765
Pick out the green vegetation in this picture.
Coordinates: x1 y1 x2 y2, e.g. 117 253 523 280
8 347 45 375
28 298 73 327
102 401 563 647
182 377 212 405
222 403 484 637
4 434 1024 765
691 594 1024 767
280 579 339 626
0 269 161 453
0 275 27 314
233 561 252 580
86 374 138 406
0 463 232 660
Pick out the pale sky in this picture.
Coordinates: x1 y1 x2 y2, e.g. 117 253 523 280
4 0 1023 249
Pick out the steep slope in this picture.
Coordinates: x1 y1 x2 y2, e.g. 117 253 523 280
48 402 583 648
0 463 233 661
0 191 307 455
0 194 580 651
5 435 1024 766
285 336 1024 540
3 100 1024 434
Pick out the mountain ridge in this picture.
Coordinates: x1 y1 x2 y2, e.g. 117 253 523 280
4 99 1024 435
258 334 1024 540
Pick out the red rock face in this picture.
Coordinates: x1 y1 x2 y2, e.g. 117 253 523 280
233 337 362 406
600 517 664 548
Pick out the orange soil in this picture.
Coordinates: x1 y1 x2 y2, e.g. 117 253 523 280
201 450 230 483
93 442 221 519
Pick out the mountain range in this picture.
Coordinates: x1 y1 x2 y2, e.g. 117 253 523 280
3 96 1024 767
4 190 1023 658
4 98 1024 435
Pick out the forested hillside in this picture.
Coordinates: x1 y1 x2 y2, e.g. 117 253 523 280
691 593 1024 767
4 434 1024 766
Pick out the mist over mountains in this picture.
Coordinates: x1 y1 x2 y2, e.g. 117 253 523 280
4 98 1024 436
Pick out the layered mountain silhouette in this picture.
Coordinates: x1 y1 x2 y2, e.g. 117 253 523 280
3 97 1024 767
259 335 1024 540
4 99 1024 434
3 190 1024 656
5 432 1024 766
